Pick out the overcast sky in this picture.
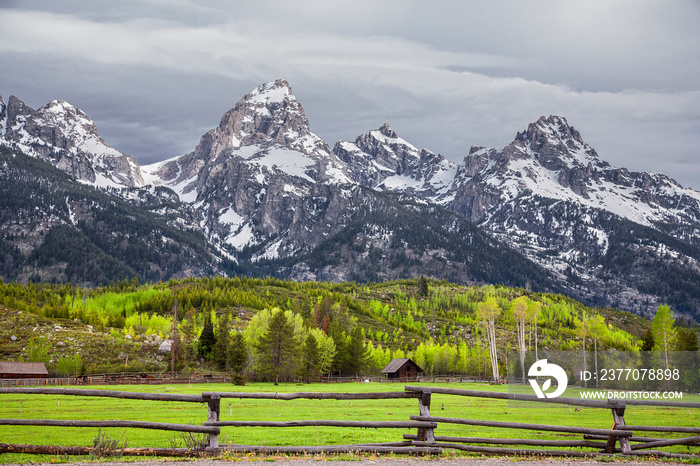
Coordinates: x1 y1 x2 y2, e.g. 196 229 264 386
1 0 699 189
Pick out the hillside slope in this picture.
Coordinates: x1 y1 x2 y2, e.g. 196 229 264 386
0 277 648 377
0 146 226 284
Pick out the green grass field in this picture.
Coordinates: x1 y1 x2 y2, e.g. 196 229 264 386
1 381 699 463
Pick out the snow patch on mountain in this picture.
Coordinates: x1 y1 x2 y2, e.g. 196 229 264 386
218 206 256 249
226 222 256 249
380 174 424 191
253 237 284 262
140 155 181 185
242 145 317 184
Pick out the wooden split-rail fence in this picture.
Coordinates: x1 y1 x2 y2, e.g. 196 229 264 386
0 385 698 459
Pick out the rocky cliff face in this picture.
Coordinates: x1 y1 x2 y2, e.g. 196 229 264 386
334 123 457 203
0 95 144 188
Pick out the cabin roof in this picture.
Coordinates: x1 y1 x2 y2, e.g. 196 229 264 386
380 358 423 374
0 362 49 375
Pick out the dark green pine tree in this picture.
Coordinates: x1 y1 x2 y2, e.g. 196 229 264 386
255 310 297 385
673 327 699 392
227 332 248 385
213 312 230 369
326 303 352 374
301 333 320 383
198 312 217 360
640 327 655 351
346 326 370 377
675 327 699 351
417 275 429 297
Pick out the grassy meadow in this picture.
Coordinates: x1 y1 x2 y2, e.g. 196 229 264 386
1 381 699 463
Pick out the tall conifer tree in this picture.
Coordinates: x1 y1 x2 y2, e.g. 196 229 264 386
256 310 297 385
199 312 217 359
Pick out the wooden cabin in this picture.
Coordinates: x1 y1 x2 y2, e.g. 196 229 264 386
380 358 423 381
0 362 49 379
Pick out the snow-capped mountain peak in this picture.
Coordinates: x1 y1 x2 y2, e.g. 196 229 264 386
228 79 308 144
374 122 399 139
0 94 144 188
516 115 602 170
246 79 298 105
145 79 349 193
141 80 352 254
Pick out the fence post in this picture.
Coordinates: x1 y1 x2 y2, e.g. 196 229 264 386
206 393 220 449
606 400 630 454
416 390 436 443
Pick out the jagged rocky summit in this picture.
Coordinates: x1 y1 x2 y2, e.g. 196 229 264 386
0 95 143 187
141 79 353 259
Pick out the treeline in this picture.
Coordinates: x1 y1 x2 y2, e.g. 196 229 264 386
0 276 673 381
169 298 487 382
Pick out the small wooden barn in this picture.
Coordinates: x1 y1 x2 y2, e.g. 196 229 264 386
0 362 49 379
380 358 423 380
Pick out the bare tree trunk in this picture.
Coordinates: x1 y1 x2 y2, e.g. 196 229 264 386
517 316 526 384
594 333 598 388
534 314 538 360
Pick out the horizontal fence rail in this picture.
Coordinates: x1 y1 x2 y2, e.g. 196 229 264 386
0 384 698 458
409 415 634 437
404 385 700 410
219 443 443 455
205 420 437 429
0 387 205 403
626 437 700 451
404 385 625 409
202 391 419 400
409 440 609 458
621 425 700 434
403 434 608 448
0 419 219 434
